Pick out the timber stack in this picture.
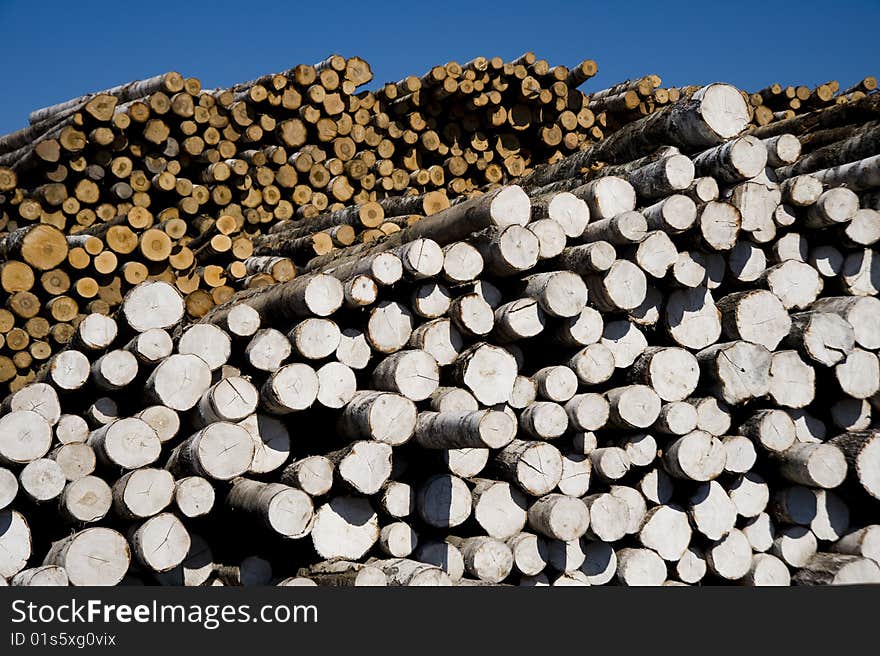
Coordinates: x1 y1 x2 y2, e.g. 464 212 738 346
0 54 878 587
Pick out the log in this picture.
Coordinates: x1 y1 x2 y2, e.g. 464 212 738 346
416 474 472 528
663 431 726 481
226 478 314 538
166 422 254 481
494 439 563 496
43 527 129 585
311 496 379 560
112 468 175 520
792 553 880 586
829 430 880 500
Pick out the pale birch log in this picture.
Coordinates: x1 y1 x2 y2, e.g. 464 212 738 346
410 319 463 365
605 385 661 429
518 271 587 319
829 430 880 500
583 493 629 543
780 174 822 207
451 342 518 406
449 292 495 337
336 328 372 370
56 414 89 445
373 558 452 586
759 261 823 310
18 459 65 503
771 232 808 263
772 485 821 526
841 248 880 297
568 343 616 385
688 480 737 540
581 211 647 245
639 468 674 505
414 541 465 581
0 411 52 465
664 431 726 481
316 361 357 409
244 328 291 372
11 565 69 587
705 529 752 581
177 325 232 371
795 553 880 586
740 409 797 453
763 133 801 167
573 176 636 220
557 452 592 497
418 408 515 448
555 306 604 347
215 556 273 586
2 383 60 425
841 208 880 248
742 512 775 553
693 136 767 184
778 442 848 492
129 513 190 573
298 561 387 587
507 375 538 413
121 281 184 332
311 496 379 560
610 486 647 535
697 341 771 405
615 547 666 586
669 250 707 288
664 286 721 351
154 534 214 587
722 435 757 474
529 191 589 238
528 219 567 260
372 349 439 402
326 441 392 495
685 176 720 203
145 354 212 411
638 504 691 561
519 402 568 439
654 402 698 435
768 350 816 409
431 387 479 413
494 439 563 496
835 348 880 399
124 329 173 365
832 525 880 563
375 480 412 519
288 318 341 360
616 433 657 467
804 187 860 228
212 273 345 324
626 154 696 200
165 422 254 481
410 282 452 319
0 468 17 510
716 290 791 350
641 195 697 233
772 525 818 568
694 201 741 251
675 547 707 585
589 447 631 482
565 393 610 432
601 319 647 369
87 418 160 470
73 313 117 351
546 538 586 573
442 448 489 479
133 406 179 444
338 391 417 446
416 474 472 528
58 476 111 524
326 252 403 286
173 476 215 518
555 242 617 274
226 478 314 539
811 296 880 350
628 347 699 402
446 536 514 583
112 468 174 520
785 311 855 367
43 527 129 586
504 532 548 577
441 241 484 283
220 304 261 338
586 260 647 312
527 493 590 542
260 363 319 413
472 225 540 276
727 242 767 283
396 239 444 280
195 377 258 425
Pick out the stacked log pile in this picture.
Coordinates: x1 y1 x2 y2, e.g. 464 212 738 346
0 56 879 587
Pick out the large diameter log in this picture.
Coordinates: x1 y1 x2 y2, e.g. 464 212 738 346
260 363 319 413
121 281 185 332
0 411 52 465
586 259 647 312
706 529 752 581
606 385 661 429
327 441 392 495
830 430 880 500
173 476 215 519
43 527 129 585
87 418 161 470
740 409 797 453
792 553 880 586
2 383 61 425
629 347 699 402
527 494 590 541
196 377 258 425
530 191 589 238
166 423 255 481
146 354 212 411
372 349 439 402
574 176 636 220
638 504 691 561
130 513 190 573
688 480 737 540
59 476 112 524
227 478 314 539
494 439 563 496
810 296 880 350
415 410 515 449
777 443 848 489
616 547 667 586
698 341 771 405
311 496 379 560
520 271 588 318
786 311 855 367
112 468 175 520
338 391 417 446
450 342 518 406
717 290 791 351
664 431 726 481
665 286 722 350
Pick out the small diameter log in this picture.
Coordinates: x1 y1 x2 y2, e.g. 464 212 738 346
565 393 610 432
87 418 161 470
415 541 466 581
693 135 767 183
688 480 737 540
90 350 138 391
130 513 190 573
227 478 313 539
474 225 540 276
520 271 588 318
74 313 117 351
777 443 847 489
58 476 111 524
11 565 69 587
299 561 387 587
768 351 815 409
832 526 880 563
556 242 617 274
558 451 592 497
760 261 822 311
261 363 319 413
804 188 860 229
43 527 129 586
792 553 880 586
446 536 514 583
134 406 179 444
629 347 699 402
173 476 215 518
528 494 590 542
664 431 726 481
811 296 880 351
416 474 472 528
449 293 494 337
586 259 647 312
772 525 818 568
740 553 791 587
112 468 175 520
574 176 636 220
740 409 797 453
125 329 173 364
166 423 255 481
706 529 752 581
616 548 666 586
377 480 414 519
494 439 563 496
146 354 213 411
786 311 855 367
372 349 439 402
829 430 880 500
676 547 707 585
654 402 698 435
583 492 629 543
664 286 721 351
416 410 515 449
534 366 578 402
316 362 357 409
530 191 589 238
494 299 545 343
311 496 379 560
0 411 52 465
568 343 616 385
606 385 661 429
19 459 65 503
639 504 691 560
338 391 417 446
221 304 261 338
374 559 452 586
581 211 647 245
589 447 631 482
697 341 771 405
327 441 392 495
442 242 484 283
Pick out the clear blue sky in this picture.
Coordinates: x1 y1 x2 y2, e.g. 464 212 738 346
1 0 878 134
